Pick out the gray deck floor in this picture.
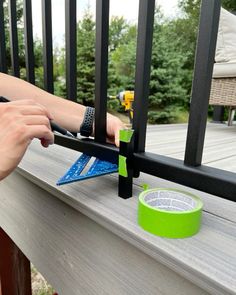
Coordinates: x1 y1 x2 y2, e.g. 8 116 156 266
145 122 236 172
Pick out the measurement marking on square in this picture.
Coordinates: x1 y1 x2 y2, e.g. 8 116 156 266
57 154 118 185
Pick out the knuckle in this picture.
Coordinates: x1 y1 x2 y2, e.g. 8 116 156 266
41 125 52 137
13 125 27 139
1 108 17 123
42 125 49 132
25 99 35 104
38 107 47 115
43 116 50 126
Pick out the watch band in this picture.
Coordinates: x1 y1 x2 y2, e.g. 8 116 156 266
80 107 95 137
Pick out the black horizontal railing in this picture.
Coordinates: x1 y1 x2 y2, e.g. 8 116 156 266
55 134 118 164
1 0 235 201
134 152 236 202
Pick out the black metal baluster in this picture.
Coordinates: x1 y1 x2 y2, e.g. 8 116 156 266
212 105 224 122
118 0 155 198
8 0 20 77
94 0 109 143
65 0 77 102
0 0 7 73
132 0 155 153
23 0 35 84
42 0 53 93
184 0 221 166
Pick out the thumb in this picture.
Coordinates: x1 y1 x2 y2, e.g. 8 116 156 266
115 129 120 147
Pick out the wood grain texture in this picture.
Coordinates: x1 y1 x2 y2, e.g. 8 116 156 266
0 123 236 295
0 228 32 295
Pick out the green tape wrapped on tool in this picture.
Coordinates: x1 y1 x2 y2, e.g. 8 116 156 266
138 188 203 238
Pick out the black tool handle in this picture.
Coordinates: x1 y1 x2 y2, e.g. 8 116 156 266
50 121 68 135
0 96 10 102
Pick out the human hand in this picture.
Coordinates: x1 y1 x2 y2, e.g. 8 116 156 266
0 100 54 180
106 113 126 147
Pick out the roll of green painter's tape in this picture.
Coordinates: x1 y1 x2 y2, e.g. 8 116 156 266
138 188 203 238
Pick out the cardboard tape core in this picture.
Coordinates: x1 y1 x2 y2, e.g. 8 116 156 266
143 190 197 212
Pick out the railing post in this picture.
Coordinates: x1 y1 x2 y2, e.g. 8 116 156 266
23 0 35 84
65 0 77 102
8 0 20 77
118 0 155 198
212 105 224 122
0 0 7 73
184 0 221 166
132 0 155 153
0 228 32 295
42 0 54 93
94 0 109 143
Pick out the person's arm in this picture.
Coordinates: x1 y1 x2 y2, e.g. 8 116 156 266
0 73 124 146
0 100 54 180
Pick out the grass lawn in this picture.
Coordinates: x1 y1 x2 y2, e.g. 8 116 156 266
32 266 55 295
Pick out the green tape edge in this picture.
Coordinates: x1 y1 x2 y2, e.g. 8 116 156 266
141 183 150 191
138 188 203 238
119 155 128 177
119 129 134 143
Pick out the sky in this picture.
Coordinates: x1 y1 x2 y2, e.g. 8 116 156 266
31 0 179 48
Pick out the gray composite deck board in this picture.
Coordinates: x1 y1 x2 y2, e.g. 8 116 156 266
0 173 209 295
146 123 236 171
1 122 236 294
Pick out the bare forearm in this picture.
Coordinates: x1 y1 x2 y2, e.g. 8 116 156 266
0 73 125 146
0 73 86 132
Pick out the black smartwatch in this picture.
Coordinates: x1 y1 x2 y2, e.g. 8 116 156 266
80 107 95 137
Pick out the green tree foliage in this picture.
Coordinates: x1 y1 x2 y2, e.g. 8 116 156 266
108 17 137 110
109 40 136 90
76 10 96 106
222 0 236 10
3 0 24 72
109 16 137 51
3 0 45 87
109 16 129 51
57 13 137 107
147 9 189 124
150 17 188 108
108 8 190 123
179 0 236 14
7 1 229 124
